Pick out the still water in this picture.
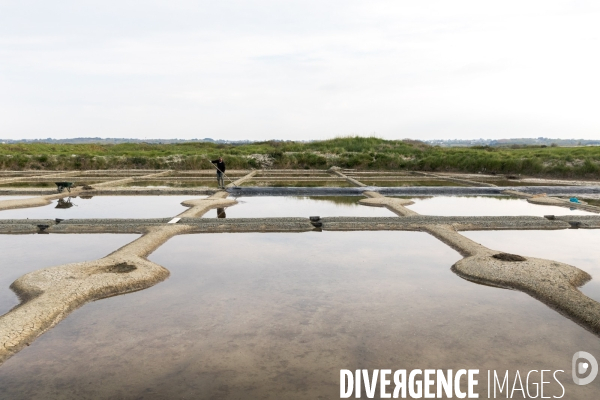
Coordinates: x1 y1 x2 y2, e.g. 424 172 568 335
405 196 595 216
0 234 140 316
242 180 354 187
462 230 600 303
0 196 203 219
0 231 597 399
125 180 222 187
360 180 463 187
202 196 396 218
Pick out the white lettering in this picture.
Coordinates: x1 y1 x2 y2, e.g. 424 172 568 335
511 370 525 398
380 369 391 398
340 368 567 399
527 370 539 399
541 370 550 398
455 369 467 399
553 370 565 399
409 369 423 398
363 369 379 399
437 369 453 398
393 370 407 399
424 369 435 398
468 369 479 398
493 371 508 398
340 370 353 398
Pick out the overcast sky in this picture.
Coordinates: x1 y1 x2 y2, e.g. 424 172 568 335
1 1 599 141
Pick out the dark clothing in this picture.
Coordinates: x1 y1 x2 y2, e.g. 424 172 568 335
211 159 226 173
216 170 224 188
212 159 226 188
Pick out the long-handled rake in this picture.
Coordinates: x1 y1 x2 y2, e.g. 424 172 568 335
207 159 242 190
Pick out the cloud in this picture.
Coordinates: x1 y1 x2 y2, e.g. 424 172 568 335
1 1 599 140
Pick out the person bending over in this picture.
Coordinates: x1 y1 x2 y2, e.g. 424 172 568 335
211 157 226 188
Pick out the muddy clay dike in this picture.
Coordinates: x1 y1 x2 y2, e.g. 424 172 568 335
0 196 36 201
0 234 140 316
0 169 599 399
461 230 600 302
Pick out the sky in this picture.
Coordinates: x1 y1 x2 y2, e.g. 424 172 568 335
1 0 599 141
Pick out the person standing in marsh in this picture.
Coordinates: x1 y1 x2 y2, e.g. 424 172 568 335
211 157 226 189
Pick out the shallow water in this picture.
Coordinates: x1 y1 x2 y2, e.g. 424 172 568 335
0 231 597 399
242 179 353 187
405 195 595 216
255 173 333 178
585 198 600 207
125 179 221 187
74 172 152 177
0 234 139 315
168 171 248 177
359 179 463 187
202 195 396 218
477 179 567 186
0 196 203 219
462 230 600 302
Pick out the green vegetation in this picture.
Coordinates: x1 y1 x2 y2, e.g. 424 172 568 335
584 198 600 207
1 137 599 179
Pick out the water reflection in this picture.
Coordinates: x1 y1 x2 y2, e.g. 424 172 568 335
0 232 597 399
125 180 222 188
242 180 354 187
0 234 140 316
358 179 463 187
204 196 395 218
0 196 203 219
405 195 595 216
462 230 600 302
55 198 74 209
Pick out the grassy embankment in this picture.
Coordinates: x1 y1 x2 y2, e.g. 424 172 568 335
1 137 599 178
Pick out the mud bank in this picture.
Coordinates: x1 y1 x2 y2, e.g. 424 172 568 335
0 215 576 234
0 171 178 212
503 190 600 214
353 185 600 336
0 192 234 364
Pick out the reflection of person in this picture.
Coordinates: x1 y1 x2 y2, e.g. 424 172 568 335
55 198 74 209
211 157 226 189
217 207 226 218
